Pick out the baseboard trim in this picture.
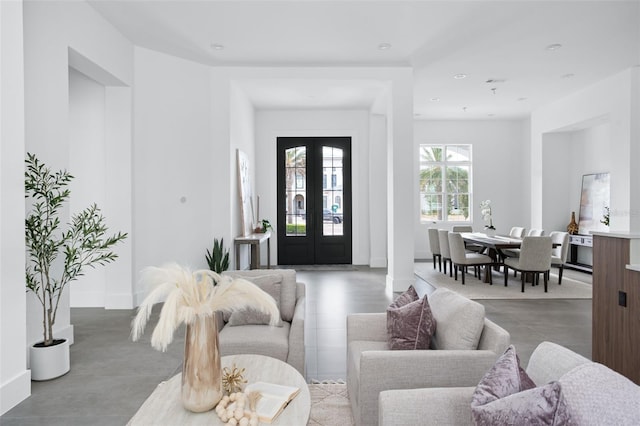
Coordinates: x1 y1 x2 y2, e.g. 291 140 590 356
105 292 134 309
369 257 387 268
0 370 30 415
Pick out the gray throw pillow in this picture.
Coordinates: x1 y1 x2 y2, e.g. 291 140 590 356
227 308 283 327
428 288 485 350
386 286 436 350
222 274 283 323
471 345 570 425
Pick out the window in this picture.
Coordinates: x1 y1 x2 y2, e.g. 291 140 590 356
419 144 471 222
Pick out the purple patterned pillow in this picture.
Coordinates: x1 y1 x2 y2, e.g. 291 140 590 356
471 345 570 425
472 381 570 425
386 286 436 350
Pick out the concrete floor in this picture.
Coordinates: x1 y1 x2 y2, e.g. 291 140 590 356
2 266 591 425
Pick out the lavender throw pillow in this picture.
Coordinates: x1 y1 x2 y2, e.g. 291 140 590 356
386 286 436 350
471 345 570 425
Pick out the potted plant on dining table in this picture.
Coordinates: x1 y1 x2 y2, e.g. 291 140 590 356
480 199 496 234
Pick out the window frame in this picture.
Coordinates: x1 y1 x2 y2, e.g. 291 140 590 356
419 144 473 224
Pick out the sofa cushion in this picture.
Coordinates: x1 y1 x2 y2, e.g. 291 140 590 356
219 322 290 362
386 287 436 350
559 362 640 425
223 270 297 322
428 288 485 350
472 345 536 408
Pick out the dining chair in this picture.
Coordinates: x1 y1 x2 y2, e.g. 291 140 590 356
438 230 453 277
452 225 484 253
503 236 553 292
448 232 495 284
549 231 570 284
504 228 545 265
509 227 526 239
428 228 442 271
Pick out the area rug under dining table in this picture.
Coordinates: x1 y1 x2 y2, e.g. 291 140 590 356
415 262 592 300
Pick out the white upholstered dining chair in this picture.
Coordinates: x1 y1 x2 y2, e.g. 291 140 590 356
438 230 453 277
503 236 553 292
448 232 495 284
509 227 526 239
428 228 442 271
549 231 570 284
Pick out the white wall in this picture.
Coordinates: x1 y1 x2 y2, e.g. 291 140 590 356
22 0 134 369
414 120 528 259
255 109 371 265
133 47 213 301
230 84 256 270
68 68 107 307
1 0 31 415
531 68 637 232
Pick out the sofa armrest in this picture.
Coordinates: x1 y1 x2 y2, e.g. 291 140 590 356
355 349 497 426
379 387 475 426
347 313 388 344
214 310 225 332
287 295 305 376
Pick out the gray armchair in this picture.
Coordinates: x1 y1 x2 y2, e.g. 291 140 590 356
219 269 305 376
347 288 510 426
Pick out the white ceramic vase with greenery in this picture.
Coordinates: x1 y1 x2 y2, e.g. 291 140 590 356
131 263 280 412
25 153 128 380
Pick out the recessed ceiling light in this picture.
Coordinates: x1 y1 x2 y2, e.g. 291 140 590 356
517 97 528 101
546 43 563 51
488 113 495 117
211 43 225 50
430 97 440 102
453 73 467 79
378 43 392 50
413 113 422 117
561 73 575 79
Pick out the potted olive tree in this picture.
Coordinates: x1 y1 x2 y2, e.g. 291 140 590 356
25 153 127 380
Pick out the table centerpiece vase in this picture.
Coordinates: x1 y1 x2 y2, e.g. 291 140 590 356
181 314 222 412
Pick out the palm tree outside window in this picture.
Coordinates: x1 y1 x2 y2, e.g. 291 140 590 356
419 144 472 222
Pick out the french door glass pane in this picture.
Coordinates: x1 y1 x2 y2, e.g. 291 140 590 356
285 147 306 236
322 146 343 236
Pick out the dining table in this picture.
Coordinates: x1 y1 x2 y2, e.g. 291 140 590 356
459 232 559 283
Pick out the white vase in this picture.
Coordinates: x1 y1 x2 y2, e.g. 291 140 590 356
30 339 70 381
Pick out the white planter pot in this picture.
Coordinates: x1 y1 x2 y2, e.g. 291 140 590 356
30 339 70 381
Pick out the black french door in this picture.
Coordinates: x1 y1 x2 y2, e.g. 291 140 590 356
276 137 352 265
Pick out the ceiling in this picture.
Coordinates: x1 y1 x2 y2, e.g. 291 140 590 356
88 0 640 119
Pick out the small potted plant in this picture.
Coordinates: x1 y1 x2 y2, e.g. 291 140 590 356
206 238 230 273
480 199 496 231
25 153 127 380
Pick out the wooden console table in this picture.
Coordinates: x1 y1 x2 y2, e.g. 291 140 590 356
234 231 271 270
567 234 593 273
592 231 640 385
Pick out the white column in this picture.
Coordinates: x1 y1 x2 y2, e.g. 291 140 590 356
386 71 415 292
1 0 31 414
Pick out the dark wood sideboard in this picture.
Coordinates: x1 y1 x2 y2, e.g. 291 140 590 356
592 232 640 385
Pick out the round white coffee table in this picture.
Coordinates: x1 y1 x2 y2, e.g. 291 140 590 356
128 354 310 425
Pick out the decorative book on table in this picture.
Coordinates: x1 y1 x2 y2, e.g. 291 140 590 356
245 381 300 423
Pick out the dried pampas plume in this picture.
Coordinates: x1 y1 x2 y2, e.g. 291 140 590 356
131 263 280 351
